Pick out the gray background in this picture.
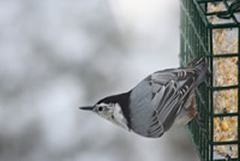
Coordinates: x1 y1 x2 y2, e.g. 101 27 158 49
0 0 199 161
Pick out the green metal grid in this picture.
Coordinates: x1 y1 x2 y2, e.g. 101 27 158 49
179 0 240 161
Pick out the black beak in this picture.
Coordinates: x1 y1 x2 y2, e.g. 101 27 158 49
79 106 94 111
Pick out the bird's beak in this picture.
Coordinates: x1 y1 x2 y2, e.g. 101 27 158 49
79 106 94 111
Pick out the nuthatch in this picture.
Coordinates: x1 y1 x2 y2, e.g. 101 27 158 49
80 58 208 138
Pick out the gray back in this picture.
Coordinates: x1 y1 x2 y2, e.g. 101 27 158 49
129 68 199 138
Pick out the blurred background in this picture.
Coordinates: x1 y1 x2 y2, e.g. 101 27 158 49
0 0 200 161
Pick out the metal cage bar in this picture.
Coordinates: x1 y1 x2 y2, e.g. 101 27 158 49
180 0 240 160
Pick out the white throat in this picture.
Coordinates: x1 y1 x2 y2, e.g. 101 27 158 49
109 103 128 130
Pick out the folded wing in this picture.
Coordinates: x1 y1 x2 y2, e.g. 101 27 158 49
129 68 199 138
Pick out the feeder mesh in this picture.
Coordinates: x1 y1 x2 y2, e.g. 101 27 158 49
180 0 240 160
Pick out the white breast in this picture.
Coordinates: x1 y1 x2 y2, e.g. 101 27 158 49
111 103 129 130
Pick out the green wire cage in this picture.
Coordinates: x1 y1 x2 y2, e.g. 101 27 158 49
180 0 240 160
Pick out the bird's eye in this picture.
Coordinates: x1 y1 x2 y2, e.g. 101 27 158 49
98 106 103 112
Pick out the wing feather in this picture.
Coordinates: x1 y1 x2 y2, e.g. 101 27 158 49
129 68 199 138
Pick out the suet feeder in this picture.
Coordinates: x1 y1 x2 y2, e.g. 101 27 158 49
180 0 240 160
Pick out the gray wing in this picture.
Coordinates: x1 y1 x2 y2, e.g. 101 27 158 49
129 68 198 138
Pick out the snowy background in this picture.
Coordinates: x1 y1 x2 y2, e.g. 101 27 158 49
0 0 199 161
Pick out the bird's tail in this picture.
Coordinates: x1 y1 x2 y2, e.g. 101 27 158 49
195 58 209 86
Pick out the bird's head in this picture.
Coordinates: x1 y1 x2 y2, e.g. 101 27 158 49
79 93 130 130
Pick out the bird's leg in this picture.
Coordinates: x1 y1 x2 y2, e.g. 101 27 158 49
195 88 207 127
189 96 206 132
194 112 207 133
186 97 197 119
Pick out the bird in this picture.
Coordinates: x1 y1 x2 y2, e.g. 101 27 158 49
79 58 208 138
